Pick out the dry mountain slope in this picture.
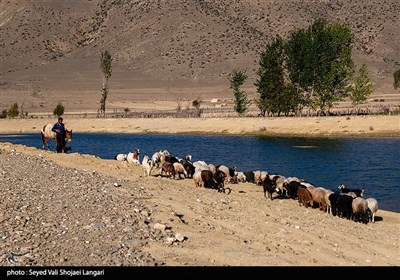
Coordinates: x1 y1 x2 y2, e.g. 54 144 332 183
1 0 399 94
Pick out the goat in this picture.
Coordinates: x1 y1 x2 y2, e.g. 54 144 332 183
141 155 153 177
180 159 195 178
338 184 364 197
127 148 140 164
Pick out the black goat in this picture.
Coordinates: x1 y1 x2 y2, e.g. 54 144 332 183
338 184 364 197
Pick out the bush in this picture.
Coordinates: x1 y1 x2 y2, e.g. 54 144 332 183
7 103 19 118
53 103 65 117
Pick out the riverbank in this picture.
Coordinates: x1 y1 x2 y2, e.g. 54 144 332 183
1 115 400 137
0 142 399 266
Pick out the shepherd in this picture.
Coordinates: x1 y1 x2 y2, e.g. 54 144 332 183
41 117 72 153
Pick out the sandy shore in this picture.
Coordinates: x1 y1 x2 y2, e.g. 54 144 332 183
1 115 400 136
0 142 399 266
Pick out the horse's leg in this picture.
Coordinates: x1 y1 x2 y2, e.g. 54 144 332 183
41 132 45 149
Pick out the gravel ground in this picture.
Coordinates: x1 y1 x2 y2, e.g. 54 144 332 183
0 148 164 266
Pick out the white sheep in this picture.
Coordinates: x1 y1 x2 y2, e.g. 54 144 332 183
366 198 379 223
115 154 127 161
236 172 247 183
173 162 188 179
193 171 203 188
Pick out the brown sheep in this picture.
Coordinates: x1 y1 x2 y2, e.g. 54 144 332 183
297 187 314 208
160 162 176 179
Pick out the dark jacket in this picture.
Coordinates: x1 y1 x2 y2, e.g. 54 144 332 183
52 122 66 135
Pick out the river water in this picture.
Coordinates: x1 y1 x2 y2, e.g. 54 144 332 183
1 133 399 212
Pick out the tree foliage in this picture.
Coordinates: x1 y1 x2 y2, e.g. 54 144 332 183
99 50 112 117
53 102 65 117
7 103 19 118
350 64 373 106
228 69 250 115
255 36 289 116
285 18 355 114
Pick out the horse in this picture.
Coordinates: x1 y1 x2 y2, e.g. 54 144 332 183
40 124 72 153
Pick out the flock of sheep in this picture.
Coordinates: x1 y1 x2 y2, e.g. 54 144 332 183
115 148 379 225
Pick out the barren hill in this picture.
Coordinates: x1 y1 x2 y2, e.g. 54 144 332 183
1 0 399 112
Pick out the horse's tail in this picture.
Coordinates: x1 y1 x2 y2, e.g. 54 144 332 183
41 125 46 149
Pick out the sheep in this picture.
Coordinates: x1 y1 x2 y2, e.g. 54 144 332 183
328 192 342 216
214 170 230 194
193 171 203 188
193 161 209 172
141 155 153 177
216 165 233 183
254 170 262 186
243 171 255 183
151 151 162 168
262 176 277 200
260 171 268 183
308 187 327 211
270 175 286 196
352 197 369 223
201 170 217 189
180 159 195 178
115 153 127 161
208 164 217 175
336 194 354 219
324 189 334 214
284 180 304 199
173 162 187 179
297 187 314 208
236 172 246 183
338 184 364 197
366 198 379 223
160 161 176 179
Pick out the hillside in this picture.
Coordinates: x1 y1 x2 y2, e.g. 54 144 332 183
1 0 399 113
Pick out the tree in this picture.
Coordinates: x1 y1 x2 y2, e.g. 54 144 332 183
394 69 400 90
192 98 202 117
99 50 112 118
228 69 250 115
53 102 65 117
285 18 355 115
7 103 19 118
350 64 373 108
255 36 286 116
